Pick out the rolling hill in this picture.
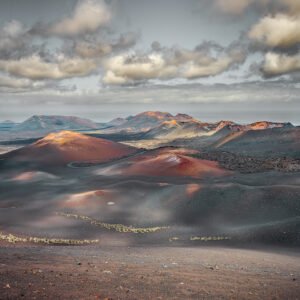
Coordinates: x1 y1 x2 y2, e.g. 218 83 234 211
1 131 138 166
96 147 231 178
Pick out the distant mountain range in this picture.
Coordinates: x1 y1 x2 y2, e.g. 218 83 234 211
0 111 295 144
12 115 100 131
0 120 18 131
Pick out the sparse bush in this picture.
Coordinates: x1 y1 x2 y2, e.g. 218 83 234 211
0 231 99 245
190 236 231 241
58 212 170 233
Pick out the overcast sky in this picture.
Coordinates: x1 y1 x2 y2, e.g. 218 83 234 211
0 0 299 123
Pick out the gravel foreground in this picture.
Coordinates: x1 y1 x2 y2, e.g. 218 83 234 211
0 243 299 300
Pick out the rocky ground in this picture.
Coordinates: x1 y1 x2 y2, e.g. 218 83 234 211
191 151 300 173
0 243 299 300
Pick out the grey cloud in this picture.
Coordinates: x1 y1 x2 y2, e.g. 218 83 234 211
68 32 138 58
0 73 77 94
0 74 37 90
214 0 258 15
289 71 300 82
0 20 34 60
214 0 300 15
151 41 162 52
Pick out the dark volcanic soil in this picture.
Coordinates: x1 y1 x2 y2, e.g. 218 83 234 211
0 243 299 300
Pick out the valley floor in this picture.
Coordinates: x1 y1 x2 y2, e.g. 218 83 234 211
0 243 299 300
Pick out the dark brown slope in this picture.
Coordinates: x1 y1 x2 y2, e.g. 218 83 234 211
214 127 300 158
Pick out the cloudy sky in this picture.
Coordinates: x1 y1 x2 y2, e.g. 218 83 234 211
0 0 299 123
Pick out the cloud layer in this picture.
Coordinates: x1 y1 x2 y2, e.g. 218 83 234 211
0 0 299 92
103 41 246 85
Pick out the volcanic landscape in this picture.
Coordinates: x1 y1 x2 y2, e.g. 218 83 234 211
0 111 299 299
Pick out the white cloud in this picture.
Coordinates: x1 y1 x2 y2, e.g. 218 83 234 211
103 53 177 84
103 70 128 85
249 14 300 48
0 73 66 94
0 55 98 80
102 43 246 85
47 0 111 37
182 57 233 78
0 74 35 89
262 52 300 76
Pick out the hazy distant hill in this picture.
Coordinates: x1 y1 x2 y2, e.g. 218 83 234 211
144 119 211 139
0 120 17 131
12 115 99 132
103 111 202 133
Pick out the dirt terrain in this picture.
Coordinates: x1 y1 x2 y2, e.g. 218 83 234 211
0 243 299 300
0 124 300 299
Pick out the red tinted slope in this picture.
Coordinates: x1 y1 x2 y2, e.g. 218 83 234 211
97 148 231 178
3 131 137 166
126 153 229 178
